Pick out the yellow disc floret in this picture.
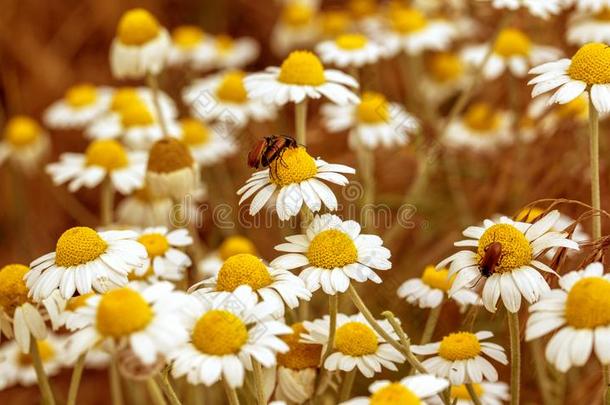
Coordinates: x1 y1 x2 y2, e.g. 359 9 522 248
477 224 532 273
18 340 55 365
425 52 463 83
215 34 234 53
278 51 326 86
120 101 155 127
451 384 484 400
556 96 588 119
65 84 98 108
147 138 194 173
85 139 129 170
390 8 428 34
438 332 481 361
463 103 501 133
55 227 108 268
335 34 368 50
138 233 170 257
117 8 161 46
321 11 350 37
307 229 358 269
0 264 30 315
66 293 95 312
4 116 41 147
192 310 248 355
565 277 610 329
277 323 322 369
568 43 610 85
421 265 453 292
269 147 318 186
180 118 210 146
335 321 378 356
218 236 257 261
216 71 248 103
494 28 532 58
349 0 376 19
357 91 390 124
111 87 142 113
216 253 273 292
172 25 204 49
97 288 153 337
282 2 314 27
370 383 422 405
516 207 545 223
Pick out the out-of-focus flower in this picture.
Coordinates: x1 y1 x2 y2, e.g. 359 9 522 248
316 33 385 68
272 1 320 56
170 118 236 167
0 116 50 174
116 186 174 228
146 138 199 200
343 375 450 405
212 35 260 70
318 10 353 39
422 51 469 106
44 84 113 129
483 0 564 19
429 381 510 405
567 0 610 12
131 227 192 282
568 8 610 45
167 25 215 69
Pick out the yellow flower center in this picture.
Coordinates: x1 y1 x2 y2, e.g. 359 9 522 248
18 340 55 365
493 28 532 58
65 84 98 108
476 224 533 273
370 383 422 405
438 332 481 361
96 288 153 337
515 207 545 223
463 103 501 133
595 8 610 21
425 52 464 83
334 321 378 356
335 33 368 50
357 91 390 124
278 51 326 86
567 43 610 85
172 25 204 49
269 147 318 186
451 384 484 400
120 101 155 128
555 96 588 119
307 229 358 269
390 8 428 34
421 265 453 292
4 116 41 147
138 233 170 257
349 0 377 19
128 266 155 282
117 8 161 46
565 277 610 329
216 253 273 292
282 2 314 27
111 88 142 113
218 236 257 261
277 323 322 369
66 293 95 312
147 138 194 174
55 227 108 268
321 11 350 37
180 118 210 146
216 71 248 103
0 264 30 315
191 310 248 355
215 34 234 53
85 139 129 171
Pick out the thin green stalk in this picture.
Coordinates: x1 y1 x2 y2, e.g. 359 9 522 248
147 379 167 405
420 304 442 345
338 369 356 402
222 379 240 405
30 338 56 405
588 98 601 239
530 339 554 405
155 372 182 405
252 359 266 405
507 311 521 405
146 72 169 137
109 356 124 405
101 177 114 226
67 353 87 405
295 99 308 146
322 294 338 362
356 144 375 232
465 383 482 405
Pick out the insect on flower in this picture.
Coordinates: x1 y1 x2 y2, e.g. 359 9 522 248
479 241 503 278
247 135 298 170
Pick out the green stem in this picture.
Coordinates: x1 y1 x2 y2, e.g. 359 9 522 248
295 99 308 146
30 338 56 405
465 383 482 405
420 304 442 345
356 143 375 232
67 353 87 405
146 71 169 137
109 356 124 405
588 98 601 240
100 177 114 226
322 294 338 362
147 379 167 405
252 359 266 405
338 369 356 402
507 311 521 405
155 372 182 405
222 379 240 405
530 339 554 405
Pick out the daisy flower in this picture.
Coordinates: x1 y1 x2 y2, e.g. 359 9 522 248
171 118 236 167
146 138 199 200
422 51 469 106
316 33 385 69
430 381 510 405
319 10 353 40
342 375 450 405
197 235 258 278
526 262 610 372
411 331 508 385
568 9 610 45
212 34 260 70
462 28 561 80
562 0 609 12
271 0 320 56
483 0 564 19
272 214 391 294
110 8 171 80
46 139 147 194
397 265 480 309
322 91 419 150
43 84 113 129
302 313 405 378
244 50 359 106
183 70 277 130
191 253 311 316
167 25 215 69
133 227 193 282
26 226 147 300
169 285 292 388
0 115 50 174
437 210 580 313
522 93 590 137
66 282 189 365
116 186 174 228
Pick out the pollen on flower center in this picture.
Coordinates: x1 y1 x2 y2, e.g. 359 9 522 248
18 340 55 365
335 34 368 50
138 233 170 257
4 116 41 147
216 71 248 103
0 264 30 315
121 101 155 127
335 321 378 356
278 51 326 86
425 52 463 83
438 332 481 361
66 293 95 312
180 118 210 146
306 229 358 269
191 310 248 355
370 383 421 405
451 384 484 400
172 25 204 49
65 84 98 108
216 253 273 292
85 139 129 171
218 236 257 261
357 91 390 124
97 288 153 337
269 147 318 186
147 138 194 174
117 8 161 46
277 323 322 369
421 265 453 292
55 227 108 268
477 224 532 273
111 88 142 113
463 103 501 133
567 43 610 85
565 277 610 329
390 8 428 34
282 2 314 27
494 28 532 58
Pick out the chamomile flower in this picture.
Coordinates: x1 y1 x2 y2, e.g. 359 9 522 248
146 138 199 200
411 331 508 385
526 262 610 372
212 34 260 70
562 0 609 12
167 25 215 69
238 147 354 220
568 9 610 45
301 313 405 378
171 118 237 166
319 10 353 39
397 265 480 309
244 50 359 106
484 0 564 19
191 253 311 316
528 43 610 113
27 226 147 300
437 210 580 313
197 235 258 278
272 214 391 294
430 381 510 405
169 285 292 388
322 91 418 150
133 227 193 281
343 375 450 405
65 282 189 365
271 0 320 56
110 8 171 80
116 186 174 228
0 116 50 174
422 51 468 106
316 33 385 68
462 28 561 80
46 139 147 194
523 93 590 136
43 84 113 129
